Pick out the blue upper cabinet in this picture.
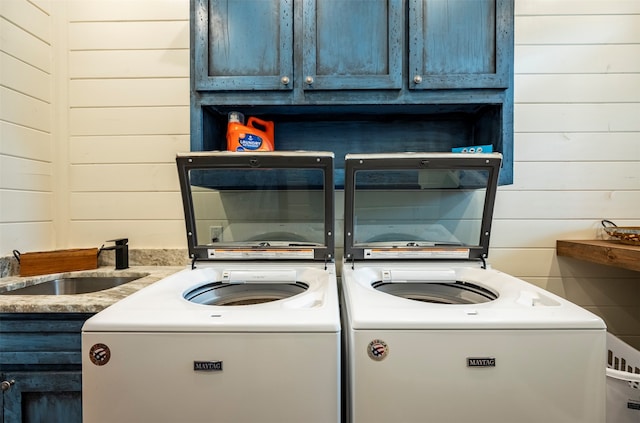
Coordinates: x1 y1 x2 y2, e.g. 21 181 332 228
409 0 512 89
302 0 403 90
193 0 403 92
190 0 515 185
193 0 294 91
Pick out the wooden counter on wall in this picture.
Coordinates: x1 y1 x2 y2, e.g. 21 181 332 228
556 240 640 272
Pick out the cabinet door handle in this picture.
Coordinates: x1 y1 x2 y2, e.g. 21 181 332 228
1 379 15 392
305 76 314 85
281 76 290 85
413 75 423 84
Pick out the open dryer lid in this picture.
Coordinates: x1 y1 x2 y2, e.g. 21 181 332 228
344 153 502 261
177 151 335 262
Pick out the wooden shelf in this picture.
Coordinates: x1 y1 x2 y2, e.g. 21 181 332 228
556 240 640 272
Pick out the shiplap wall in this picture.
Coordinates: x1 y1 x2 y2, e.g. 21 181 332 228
0 0 55 253
0 0 638 347
500 0 640 349
65 0 190 247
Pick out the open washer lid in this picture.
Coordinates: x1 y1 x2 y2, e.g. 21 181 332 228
344 152 502 261
177 151 335 263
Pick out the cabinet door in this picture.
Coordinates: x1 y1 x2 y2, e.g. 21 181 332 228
409 0 512 89
1 372 82 423
193 0 293 91
302 0 402 90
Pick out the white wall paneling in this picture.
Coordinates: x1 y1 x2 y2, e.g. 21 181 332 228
0 0 54 253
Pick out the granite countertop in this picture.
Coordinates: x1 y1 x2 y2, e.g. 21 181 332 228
0 266 184 313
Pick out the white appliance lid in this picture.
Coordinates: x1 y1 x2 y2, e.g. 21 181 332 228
176 151 335 263
343 152 502 261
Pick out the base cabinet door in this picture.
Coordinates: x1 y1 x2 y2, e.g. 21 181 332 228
1 372 82 423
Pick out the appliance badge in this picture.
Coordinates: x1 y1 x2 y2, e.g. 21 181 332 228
367 339 389 361
89 343 111 366
467 357 496 367
194 361 223 372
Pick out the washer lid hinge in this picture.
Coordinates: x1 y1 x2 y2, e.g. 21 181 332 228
480 255 487 269
191 256 198 270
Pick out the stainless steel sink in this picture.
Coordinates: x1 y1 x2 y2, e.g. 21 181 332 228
1 275 145 295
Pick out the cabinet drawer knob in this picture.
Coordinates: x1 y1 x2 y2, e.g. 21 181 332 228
305 76 314 85
281 76 290 85
1 379 15 392
413 75 423 84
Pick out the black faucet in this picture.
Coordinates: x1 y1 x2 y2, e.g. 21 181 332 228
101 238 129 270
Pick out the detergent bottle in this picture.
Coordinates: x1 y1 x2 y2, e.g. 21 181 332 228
226 111 275 152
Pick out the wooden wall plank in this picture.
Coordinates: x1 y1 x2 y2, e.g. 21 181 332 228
515 103 640 132
66 0 188 21
69 78 189 107
516 0 640 15
69 50 189 78
69 106 189 136
490 219 640 248
0 18 51 72
515 74 640 103
69 192 183 220
0 52 51 102
0 122 52 161
527 276 640 308
516 15 640 44
69 21 188 50
0 191 52 222
514 133 639 162
0 0 51 43
0 87 51 132
489 248 639 279
505 162 640 190
69 135 189 164
515 45 640 73
0 222 55 254
69 164 180 191
493 191 639 219
29 0 51 14
0 156 51 191
67 221 187 249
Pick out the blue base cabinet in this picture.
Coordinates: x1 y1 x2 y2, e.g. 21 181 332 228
0 314 92 423
190 0 515 185
2 372 82 423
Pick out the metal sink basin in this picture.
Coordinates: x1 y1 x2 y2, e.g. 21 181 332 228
1 275 145 295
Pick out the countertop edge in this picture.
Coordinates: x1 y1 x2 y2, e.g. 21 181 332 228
0 266 185 313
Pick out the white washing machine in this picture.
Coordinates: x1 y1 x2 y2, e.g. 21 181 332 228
340 153 606 423
82 152 341 423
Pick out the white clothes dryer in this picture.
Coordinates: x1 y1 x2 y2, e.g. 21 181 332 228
340 153 606 423
82 152 341 423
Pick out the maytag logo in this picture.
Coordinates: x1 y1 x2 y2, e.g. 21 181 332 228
194 361 223 371
467 357 496 367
